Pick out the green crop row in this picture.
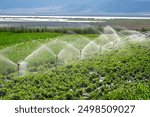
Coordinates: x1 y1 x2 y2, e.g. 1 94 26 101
0 27 103 34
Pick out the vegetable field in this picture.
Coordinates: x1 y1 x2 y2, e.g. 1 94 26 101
0 27 150 100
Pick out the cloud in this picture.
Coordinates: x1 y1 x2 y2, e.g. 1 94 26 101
0 7 64 15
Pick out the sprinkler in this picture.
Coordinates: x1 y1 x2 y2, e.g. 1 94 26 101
17 63 20 77
99 46 102 55
55 55 58 68
79 50 82 60
112 42 115 49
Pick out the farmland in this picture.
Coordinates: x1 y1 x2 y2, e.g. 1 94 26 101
105 19 150 30
0 32 62 49
0 26 150 100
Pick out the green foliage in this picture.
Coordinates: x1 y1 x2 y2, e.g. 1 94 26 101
0 40 150 100
0 26 103 34
0 32 62 49
102 82 150 100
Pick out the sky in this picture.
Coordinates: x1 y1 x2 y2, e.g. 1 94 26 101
0 0 150 15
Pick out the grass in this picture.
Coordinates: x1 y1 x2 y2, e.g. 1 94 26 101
0 32 62 49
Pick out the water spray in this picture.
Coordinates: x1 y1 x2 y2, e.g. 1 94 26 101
0 26 148 76
112 42 115 49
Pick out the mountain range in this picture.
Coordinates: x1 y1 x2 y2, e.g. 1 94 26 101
0 0 150 15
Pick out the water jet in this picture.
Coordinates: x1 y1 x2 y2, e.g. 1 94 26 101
0 26 147 76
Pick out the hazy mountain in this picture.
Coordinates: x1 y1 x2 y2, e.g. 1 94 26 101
0 0 150 15
62 0 150 15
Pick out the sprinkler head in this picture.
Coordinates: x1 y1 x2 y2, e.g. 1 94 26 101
17 63 20 66
17 63 20 77
17 63 20 70
17 63 20 68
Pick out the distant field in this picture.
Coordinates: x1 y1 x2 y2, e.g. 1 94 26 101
105 19 150 30
0 32 62 49
0 17 150 31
